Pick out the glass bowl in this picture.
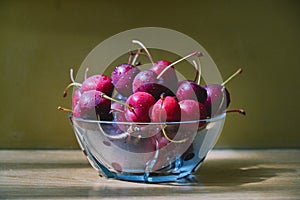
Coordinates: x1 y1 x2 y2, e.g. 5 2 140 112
69 113 226 183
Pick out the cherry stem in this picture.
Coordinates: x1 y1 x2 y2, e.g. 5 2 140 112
99 92 134 110
157 52 201 80
192 53 204 85
127 50 134 64
161 124 187 143
97 114 130 139
134 61 142 66
221 68 243 86
63 82 82 97
57 106 73 113
109 107 125 114
196 54 204 85
131 48 142 66
132 40 155 65
192 60 199 83
70 68 76 83
226 109 246 115
84 67 89 80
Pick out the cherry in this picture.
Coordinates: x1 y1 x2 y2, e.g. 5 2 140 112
179 99 207 129
132 70 175 100
78 90 111 120
204 68 242 117
81 74 114 96
150 60 178 92
124 92 156 122
176 54 207 103
176 80 207 103
72 89 81 108
132 70 157 92
151 96 181 122
111 63 140 96
204 84 230 117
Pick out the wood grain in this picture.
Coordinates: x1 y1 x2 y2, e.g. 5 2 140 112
1 150 299 199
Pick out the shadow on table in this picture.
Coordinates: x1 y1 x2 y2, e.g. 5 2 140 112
189 158 295 187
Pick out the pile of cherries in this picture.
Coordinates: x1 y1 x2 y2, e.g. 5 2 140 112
59 40 244 130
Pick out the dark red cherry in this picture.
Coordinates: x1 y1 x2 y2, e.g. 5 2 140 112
134 83 175 100
203 68 243 117
132 70 175 100
150 60 178 92
111 64 140 96
124 92 156 122
132 70 157 92
151 96 181 122
203 84 230 117
179 100 207 129
176 80 207 103
81 74 114 96
79 90 111 120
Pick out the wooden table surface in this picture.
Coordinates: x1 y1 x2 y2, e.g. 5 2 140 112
0 149 299 200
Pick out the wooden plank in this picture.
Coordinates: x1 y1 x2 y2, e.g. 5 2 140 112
0 150 299 199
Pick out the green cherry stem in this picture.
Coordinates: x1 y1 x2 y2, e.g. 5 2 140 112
127 50 134 64
132 40 155 65
57 106 73 113
157 52 201 80
192 60 199 83
63 82 82 97
221 68 243 86
63 68 82 97
131 48 142 66
161 124 187 143
99 92 134 111
84 67 89 80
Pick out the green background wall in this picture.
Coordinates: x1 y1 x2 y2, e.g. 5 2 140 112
0 0 299 149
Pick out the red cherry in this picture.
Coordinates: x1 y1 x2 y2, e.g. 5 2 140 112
151 96 181 122
72 89 81 108
81 74 114 96
203 68 242 117
132 70 175 100
150 60 178 92
132 70 157 92
204 84 230 117
176 80 207 103
179 100 207 129
79 90 111 120
124 92 156 122
111 64 140 96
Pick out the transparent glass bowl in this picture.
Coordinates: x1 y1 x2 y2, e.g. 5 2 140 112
70 113 226 183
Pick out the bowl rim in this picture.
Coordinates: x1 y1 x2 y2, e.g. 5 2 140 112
69 113 226 125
